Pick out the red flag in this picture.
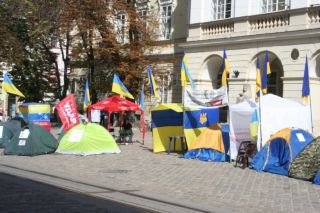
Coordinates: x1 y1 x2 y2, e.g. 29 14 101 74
56 94 80 131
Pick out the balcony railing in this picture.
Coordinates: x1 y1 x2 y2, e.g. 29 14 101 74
201 20 234 38
249 12 290 31
308 7 320 24
188 6 320 41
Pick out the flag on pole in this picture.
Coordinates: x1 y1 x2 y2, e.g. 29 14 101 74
112 73 134 99
140 85 145 111
262 51 271 94
2 73 25 97
140 84 146 144
256 57 262 101
249 109 259 141
147 65 159 98
181 54 196 88
302 56 310 105
56 94 80 131
83 79 91 111
221 48 230 86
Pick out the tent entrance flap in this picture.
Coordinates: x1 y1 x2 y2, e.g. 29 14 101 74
264 138 291 175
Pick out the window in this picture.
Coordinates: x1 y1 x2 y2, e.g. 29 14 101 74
117 13 126 43
211 0 232 21
261 0 286 13
160 4 172 40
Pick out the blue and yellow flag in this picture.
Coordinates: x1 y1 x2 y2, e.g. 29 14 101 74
147 65 159 98
302 56 310 105
2 73 25 97
183 108 220 147
249 109 259 141
140 85 144 111
221 48 230 86
83 79 91 111
262 51 271 94
256 57 262 101
181 54 196 88
112 73 134 100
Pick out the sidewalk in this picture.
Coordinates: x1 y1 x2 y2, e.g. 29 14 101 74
0 128 319 213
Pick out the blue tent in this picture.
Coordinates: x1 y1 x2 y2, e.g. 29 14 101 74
182 124 229 162
252 128 314 176
314 171 320 185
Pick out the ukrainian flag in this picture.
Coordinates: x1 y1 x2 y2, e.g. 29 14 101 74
112 73 134 100
151 104 184 153
2 73 25 97
181 54 196 88
83 79 91 111
183 108 220 148
147 65 159 98
302 56 310 105
140 85 144 111
249 109 259 141
221 48 230 86
256 57 261 101
262 51 271 94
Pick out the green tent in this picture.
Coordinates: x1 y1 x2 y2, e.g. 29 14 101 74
4 124 58 156
0 122 14 147
56 123 121 156
289 136 320 181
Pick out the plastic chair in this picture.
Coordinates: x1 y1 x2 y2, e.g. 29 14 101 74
235 141 257 169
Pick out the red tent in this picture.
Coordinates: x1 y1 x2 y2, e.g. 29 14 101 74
89 96 142 112
88 96 145 143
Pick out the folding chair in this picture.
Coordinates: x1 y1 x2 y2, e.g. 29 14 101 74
235 141 257 169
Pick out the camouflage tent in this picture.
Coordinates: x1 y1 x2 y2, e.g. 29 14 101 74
289 137 320 181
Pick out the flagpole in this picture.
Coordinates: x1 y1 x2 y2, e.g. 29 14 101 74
2 71 7 121
258 90 263 149
309 80 314 133
226 82 231 163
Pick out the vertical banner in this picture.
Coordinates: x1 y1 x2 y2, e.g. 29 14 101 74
56 94 80 131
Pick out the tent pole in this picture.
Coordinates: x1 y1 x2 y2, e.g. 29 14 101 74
107 111 111 130
182 86 185 153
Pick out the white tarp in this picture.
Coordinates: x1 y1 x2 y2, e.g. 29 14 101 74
229 99 256 160
184 86 228 108
229 94 312 160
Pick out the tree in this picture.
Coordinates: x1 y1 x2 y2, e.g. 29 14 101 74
0 0 61 101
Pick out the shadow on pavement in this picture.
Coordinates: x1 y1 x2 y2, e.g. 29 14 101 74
0 172 149 213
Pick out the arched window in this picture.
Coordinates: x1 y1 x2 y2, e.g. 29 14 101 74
259 52 284 97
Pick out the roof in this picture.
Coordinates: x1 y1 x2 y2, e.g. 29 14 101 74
88 96 141 112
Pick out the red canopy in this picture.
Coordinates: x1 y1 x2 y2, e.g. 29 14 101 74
88 96 145 144
88 95 142 113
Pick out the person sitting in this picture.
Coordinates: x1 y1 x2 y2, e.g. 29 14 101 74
119 119 133 143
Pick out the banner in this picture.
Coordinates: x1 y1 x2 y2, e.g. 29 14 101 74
56 94 80 131
184 86 228 108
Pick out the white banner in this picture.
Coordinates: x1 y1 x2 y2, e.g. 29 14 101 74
184 86 228 108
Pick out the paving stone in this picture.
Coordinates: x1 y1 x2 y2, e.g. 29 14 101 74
0 128 319 212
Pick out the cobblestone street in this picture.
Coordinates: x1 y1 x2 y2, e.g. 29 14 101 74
0 129 319 213
0 172 147 213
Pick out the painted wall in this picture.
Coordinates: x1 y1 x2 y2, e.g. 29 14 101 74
189 0 315 24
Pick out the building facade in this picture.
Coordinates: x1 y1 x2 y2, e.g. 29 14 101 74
178 0 320 133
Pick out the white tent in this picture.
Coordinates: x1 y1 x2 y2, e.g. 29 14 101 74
229 94 312 160
229 99 257 160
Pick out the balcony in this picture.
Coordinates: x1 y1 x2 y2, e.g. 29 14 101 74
187 6 320 42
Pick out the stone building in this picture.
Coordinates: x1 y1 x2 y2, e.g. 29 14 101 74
179 0 320 133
